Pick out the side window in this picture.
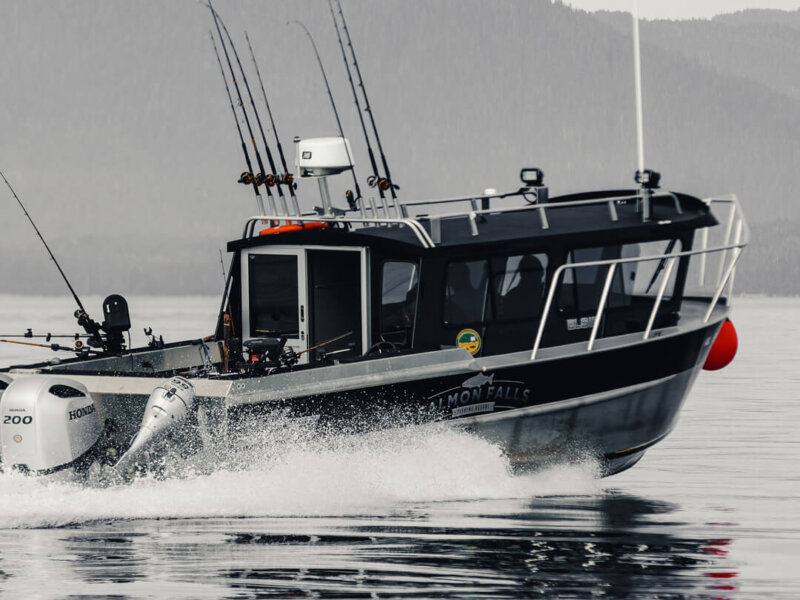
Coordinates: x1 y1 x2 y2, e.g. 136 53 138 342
559 240 682 316
629 239 682 299
444 260 488 325
380 261 419 345
491 254 548 321
560 247 614 314
249 254 299 337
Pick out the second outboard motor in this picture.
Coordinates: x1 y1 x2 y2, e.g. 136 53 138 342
115 376 195 472
0 376 102 474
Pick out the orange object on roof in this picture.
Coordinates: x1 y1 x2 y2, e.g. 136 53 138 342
259 222 329 236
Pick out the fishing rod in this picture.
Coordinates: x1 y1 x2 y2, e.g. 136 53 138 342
326 0 381 205
205 14 248 348
209 7 291 217
208 3 278 217
0 170 106 347
209 30 269 216
297 330 353 357
333 0 398 199
218 249 227 286
0 331 87 340
0 338 106 356
245 31 301 216
217 248 236 334
209 10 274 216
1 170 87 313
291 19 362 209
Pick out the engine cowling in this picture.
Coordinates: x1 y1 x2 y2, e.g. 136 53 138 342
115 376 195 471
0 376 102 473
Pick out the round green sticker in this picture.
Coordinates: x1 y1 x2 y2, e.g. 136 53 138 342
456 328 481 355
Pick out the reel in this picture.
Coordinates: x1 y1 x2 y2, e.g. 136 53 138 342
367 175 398 191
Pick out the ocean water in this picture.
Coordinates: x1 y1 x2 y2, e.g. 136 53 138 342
0 295 797 599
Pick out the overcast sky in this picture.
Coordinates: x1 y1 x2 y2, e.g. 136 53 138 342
561 0 800 19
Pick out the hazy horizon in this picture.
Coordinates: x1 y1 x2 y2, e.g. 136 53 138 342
560 0 800 20
1 0 798 298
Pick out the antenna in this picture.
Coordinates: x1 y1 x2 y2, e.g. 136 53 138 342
632 0 644 175
630 0 659 216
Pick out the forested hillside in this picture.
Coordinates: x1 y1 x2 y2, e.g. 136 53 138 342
0 1 796 294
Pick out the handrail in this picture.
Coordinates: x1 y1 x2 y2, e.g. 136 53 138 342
643 256 677 340
243 214 436 248
402 190 685 238
244 189 708 248
587 263 617 351
400 188 534 207
529 235 748 360
418 192 624 216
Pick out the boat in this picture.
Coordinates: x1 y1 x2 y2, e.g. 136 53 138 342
0 157 749 476
0 4 748 478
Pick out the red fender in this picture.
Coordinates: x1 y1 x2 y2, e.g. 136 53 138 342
703 319 738 371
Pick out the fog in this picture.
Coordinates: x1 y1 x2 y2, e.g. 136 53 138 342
1 1 798 297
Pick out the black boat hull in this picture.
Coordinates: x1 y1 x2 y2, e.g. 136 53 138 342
228 319 720 477
459 367 701 476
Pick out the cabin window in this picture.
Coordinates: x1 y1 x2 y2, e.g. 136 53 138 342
559 247 613 315
627 239 682 300
380 261 419 345
491 254 549 321
559 240 682 316
444 260 489 325
248 254 299 337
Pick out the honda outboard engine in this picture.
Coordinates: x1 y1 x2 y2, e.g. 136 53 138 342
0 376 102 474
115 376 195 472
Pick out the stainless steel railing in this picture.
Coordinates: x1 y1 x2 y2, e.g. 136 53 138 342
529 195 749 360
403 191 683 238
245 188 684 247
243 214 436 248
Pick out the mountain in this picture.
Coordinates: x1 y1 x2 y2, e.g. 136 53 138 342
0 0 797 297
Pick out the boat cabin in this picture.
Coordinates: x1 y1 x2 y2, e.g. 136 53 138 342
220 185 717 367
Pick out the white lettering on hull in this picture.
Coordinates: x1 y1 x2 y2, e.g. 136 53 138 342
427 373 532 415
452 402 495 417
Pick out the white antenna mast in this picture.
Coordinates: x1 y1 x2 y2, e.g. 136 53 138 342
632 0 644 175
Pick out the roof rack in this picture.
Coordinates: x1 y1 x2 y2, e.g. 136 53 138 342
243 188 686 248
243 214 435 248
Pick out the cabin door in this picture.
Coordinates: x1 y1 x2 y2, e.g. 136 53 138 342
242 249 309 365
307 250 364 362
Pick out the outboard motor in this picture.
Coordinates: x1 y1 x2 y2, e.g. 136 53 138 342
115 376 195 472
0 376 102 474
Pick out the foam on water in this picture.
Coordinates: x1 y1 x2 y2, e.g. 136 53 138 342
0 424 600 529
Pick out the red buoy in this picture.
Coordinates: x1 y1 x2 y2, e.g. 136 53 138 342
703 319 738 371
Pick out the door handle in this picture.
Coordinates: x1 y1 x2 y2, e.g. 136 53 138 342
300 305 305 322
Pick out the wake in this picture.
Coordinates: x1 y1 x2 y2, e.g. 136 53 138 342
0 422 601 529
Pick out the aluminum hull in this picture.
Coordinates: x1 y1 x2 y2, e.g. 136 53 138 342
4 306 724 477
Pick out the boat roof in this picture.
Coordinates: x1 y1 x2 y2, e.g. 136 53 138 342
229 189 716 255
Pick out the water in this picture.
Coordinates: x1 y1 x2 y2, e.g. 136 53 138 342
0 295 797 598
